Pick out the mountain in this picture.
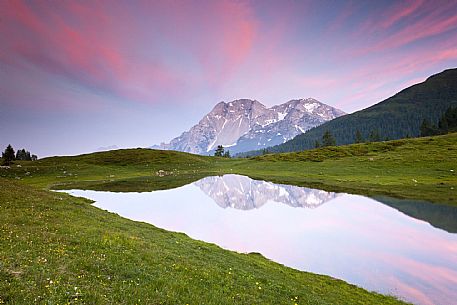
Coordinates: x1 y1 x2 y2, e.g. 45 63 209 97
239 68 457 156
153 98 345 155
194 174 340 210
96 145 119 152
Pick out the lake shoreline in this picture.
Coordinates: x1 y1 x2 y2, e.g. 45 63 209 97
0 177 406 304
60 174 457 305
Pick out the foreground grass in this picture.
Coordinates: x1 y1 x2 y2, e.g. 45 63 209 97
0 178 404 304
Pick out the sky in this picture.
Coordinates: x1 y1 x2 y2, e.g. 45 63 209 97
1 0 457 157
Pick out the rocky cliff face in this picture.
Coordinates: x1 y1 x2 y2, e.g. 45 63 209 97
194 174 340 210
153 98 345 155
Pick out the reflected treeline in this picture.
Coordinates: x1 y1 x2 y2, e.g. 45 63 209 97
53 174 207 193
194 174 340 210
373 196 457 233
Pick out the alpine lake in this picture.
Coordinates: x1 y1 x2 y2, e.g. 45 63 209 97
61 174 457 305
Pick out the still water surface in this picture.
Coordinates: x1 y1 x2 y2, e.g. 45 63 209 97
63 174 457 305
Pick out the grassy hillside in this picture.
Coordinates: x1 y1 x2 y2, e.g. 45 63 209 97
0 178 405 304
1 133 456 205
231 133 457 205
239 68 457 156
0 148 219 190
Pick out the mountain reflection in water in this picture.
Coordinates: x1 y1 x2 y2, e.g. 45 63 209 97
194 174 339 210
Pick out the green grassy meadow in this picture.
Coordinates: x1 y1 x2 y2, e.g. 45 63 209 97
2 133 456 204
237 133 457 205
1 133 457 304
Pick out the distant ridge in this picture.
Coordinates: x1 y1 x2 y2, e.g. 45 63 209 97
239 68 457 157
96 145 119 152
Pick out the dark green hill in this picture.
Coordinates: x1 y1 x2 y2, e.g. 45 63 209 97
239 68 457 156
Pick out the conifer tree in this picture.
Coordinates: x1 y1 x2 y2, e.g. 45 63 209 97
322 130 336 147
2 144 15 165
355 130 363 143
214 145 224 157
369 129 381 142
442 106 457 132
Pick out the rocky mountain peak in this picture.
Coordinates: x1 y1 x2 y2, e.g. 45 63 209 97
152 98 345 155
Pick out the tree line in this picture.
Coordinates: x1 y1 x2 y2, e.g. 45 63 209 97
420 106 457 137
1 144 38 165
239 106 457 157
256 128 387 155
297 127 386 150
317 107 457 147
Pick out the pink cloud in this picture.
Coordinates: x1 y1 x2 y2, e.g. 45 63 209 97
326 33 457 110
379 0 425 29
351 1 457 56
375 14 457 53
0 0 266 106
0 1 207 106
324 2 356 34
1 0 456 114
170 1 258 85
